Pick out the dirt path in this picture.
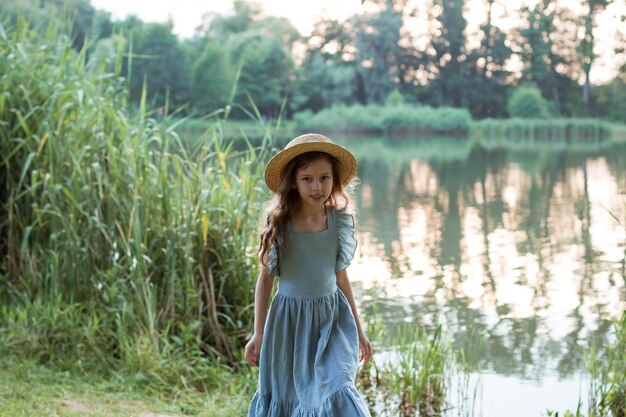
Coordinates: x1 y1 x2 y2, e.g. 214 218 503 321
62 399 181 417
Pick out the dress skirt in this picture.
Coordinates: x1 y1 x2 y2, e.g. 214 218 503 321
247 288 371 417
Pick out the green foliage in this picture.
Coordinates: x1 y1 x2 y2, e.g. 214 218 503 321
382 105 472 135
291 54 360 113
585 313 626 417
0 0 95 49
123 22 192 108
3 0 624 120
0 22 266 377
206 0 261 39
293 104 472 136
252 16 301 51
476 118 612 144
358 309 481 417
293 105 385 132
191 39 234 113
384 89 406 106
430 0 469 108
88 35 124 73
515 1 579 116
176 118 295 143
507 85 551 119
592 79 626 122
229 31 293 117
354 7 403 104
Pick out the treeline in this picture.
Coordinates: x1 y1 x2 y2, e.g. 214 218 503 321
2 0 625 121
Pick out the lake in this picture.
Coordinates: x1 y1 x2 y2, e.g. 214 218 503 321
338 136 626 417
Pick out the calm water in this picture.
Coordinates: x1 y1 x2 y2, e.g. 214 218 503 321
339 136 626 416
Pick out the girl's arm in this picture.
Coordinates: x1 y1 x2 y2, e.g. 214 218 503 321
244 265 275 365
336 269 373 364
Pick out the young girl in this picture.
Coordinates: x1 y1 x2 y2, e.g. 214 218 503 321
245 133 373 417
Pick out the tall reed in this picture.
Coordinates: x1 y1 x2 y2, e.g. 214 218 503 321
475 118 611 144
359 308 481 417
585 307 625 416
293 104 472 137
0 20 268 385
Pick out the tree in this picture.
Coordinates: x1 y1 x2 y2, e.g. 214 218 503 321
579 0 613 113
291 53 360 112
228 31 293 117
516 0 579 116
464 0 512 118
291 17 363 111
191 40 234 114
429 0 469 107
353 5 403 104
91 9 113 40
124 23 192 110
253 16 301 52
204 0 262 40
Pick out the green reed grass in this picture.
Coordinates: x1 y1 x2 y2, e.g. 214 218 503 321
0 21 270 388
293 104 472 137
359 308 481 417
585 312 625 417
475 118 612 144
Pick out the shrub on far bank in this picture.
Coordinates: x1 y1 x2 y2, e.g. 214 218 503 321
508 85 551 119
384 89 407 107
382 105 472 136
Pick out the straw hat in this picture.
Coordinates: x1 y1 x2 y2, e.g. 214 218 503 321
264 133 357 192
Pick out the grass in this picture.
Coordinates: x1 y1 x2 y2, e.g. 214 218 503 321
474 118 612 143
0 359 252 417
585 312 626 417
357 306 482 417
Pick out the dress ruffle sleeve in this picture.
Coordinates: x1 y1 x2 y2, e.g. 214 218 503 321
267 242 279 277
335 210 358 272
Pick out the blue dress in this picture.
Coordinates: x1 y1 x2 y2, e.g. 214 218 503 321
248 206 371 417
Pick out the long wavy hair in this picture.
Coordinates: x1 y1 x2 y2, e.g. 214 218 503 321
257 151 355 269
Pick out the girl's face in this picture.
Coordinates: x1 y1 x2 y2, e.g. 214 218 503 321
293 157 334 208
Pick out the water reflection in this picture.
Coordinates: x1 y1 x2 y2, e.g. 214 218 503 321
343 137 626 385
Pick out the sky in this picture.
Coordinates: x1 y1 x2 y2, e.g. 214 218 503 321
91 0 625 83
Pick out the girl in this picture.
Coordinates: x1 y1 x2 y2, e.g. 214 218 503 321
246 133 373 417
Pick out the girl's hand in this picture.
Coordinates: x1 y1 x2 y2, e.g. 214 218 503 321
244 333 263 366
358 332 373 365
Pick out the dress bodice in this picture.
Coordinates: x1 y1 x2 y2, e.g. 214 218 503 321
267 207 357 298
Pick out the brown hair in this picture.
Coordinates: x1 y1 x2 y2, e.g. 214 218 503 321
257 151 354 270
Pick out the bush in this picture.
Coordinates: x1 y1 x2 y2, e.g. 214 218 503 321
508 85 551 119
384 89 406 106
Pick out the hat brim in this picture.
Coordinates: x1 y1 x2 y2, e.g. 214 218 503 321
264 141 357 192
